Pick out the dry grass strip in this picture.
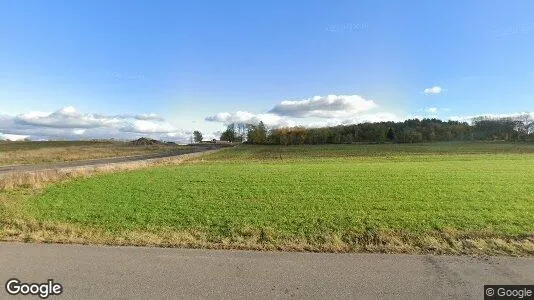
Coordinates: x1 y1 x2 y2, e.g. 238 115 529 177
0 149 221 191
1 219 533 256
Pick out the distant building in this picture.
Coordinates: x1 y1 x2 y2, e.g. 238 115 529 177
200 139 232 145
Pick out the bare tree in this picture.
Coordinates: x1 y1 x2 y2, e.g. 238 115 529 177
518 114 534 135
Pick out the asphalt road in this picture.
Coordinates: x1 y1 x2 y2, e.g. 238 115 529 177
1 243 532 299
0 145 221 176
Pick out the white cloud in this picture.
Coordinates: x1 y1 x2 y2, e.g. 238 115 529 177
205 94 402 129
207 110 402 129
93 113 164 121
0 133 29 141
14 107 166 130
120 120 177 134
205 111 254 124
133 113 164 121
312 112 406 127
306 112 404 128
423 86 443 95
72 129 86 135
269 94 377 118
448 112 534 123
15 106 121 129
1 107 189 142
426 107 438 114
205 111 295 127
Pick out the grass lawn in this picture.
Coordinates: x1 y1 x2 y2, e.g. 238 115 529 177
2 142 534 255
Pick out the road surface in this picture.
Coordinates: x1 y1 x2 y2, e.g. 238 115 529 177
0 145 222 177
1 242 532 299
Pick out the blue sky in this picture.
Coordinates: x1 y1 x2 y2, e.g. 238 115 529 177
1 0 533 141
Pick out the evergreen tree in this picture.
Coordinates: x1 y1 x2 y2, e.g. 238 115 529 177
193 131 203 143
386 127 395 141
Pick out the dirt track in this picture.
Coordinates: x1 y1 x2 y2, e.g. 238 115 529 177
0 145 221 177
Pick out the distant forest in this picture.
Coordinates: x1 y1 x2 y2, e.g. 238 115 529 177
220 115 534 145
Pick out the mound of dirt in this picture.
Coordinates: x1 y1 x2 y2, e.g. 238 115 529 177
131 137 162 145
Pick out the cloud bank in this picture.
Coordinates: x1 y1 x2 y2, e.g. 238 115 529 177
0 107 190 142
448 112 534 123
206 94 399 128
15 106 120 129
269 94 377 118
205 111 296 127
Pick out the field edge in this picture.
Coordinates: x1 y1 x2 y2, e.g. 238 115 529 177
1 219 533 257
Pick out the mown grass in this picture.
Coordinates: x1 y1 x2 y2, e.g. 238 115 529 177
0 141 186 166
2 142 534 255
205 142 534 162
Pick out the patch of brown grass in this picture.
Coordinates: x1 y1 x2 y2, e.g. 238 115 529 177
0 142 186 166
1 216 533 256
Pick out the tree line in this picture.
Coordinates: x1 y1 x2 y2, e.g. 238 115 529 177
218 115 534 145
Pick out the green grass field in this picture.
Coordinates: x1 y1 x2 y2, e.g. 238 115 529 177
2 142 534 255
